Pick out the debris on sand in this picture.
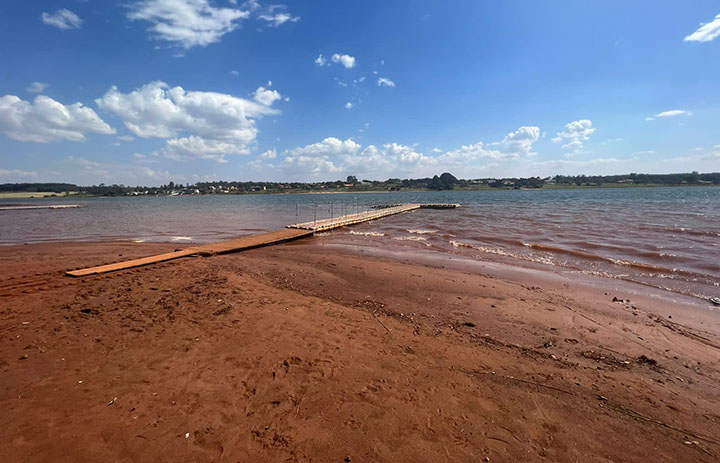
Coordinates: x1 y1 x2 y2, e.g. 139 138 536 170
638 355 658 366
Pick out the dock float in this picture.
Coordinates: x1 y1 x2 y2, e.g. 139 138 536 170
0 204 82 211
65 203 459 277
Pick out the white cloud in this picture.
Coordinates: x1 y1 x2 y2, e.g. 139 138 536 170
0 94 115 142
552 119 595 151
279 137 360 176
438 143 505 163
117 135 135 142
331 53 356 69
27 82 49 94
258 148 276 160
501 126 540 156
127 0 250 49
253 83 282 106
377 77 395 87
645 109 691 121
684 13 720 43
259 12 299 27
229 70 239 76
314 54 328 66
289 137 361 157
381 143 422 164
268 126 542 180
345 102 353 109
96 81 279 162
42 9 83 30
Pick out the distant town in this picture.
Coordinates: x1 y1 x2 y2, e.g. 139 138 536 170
1 172 718 197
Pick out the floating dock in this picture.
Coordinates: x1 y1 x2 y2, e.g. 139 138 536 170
0 204 81 211
65 203 459 277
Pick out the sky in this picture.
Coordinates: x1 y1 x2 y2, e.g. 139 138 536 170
1 1 719 186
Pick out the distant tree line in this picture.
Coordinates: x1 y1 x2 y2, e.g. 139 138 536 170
0 183 77 193
1 171 717 196
550 172 719 186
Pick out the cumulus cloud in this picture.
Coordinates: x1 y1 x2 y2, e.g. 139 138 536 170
288 137 361 157
127 0 250 49
377 77 395 87
279 137 359 176
27 82 49 94
684 13 720 42
279 139 424 178
258 148 277 160
253 82 283 106
0 95 115 142
315 53 356 69
345 102 353 109
645 109 691 121
331 53 356 68
266 125 543 180
42 9 83 30
437 143 504 164
552 119 595 151
96 81 280 162
501 126 540 156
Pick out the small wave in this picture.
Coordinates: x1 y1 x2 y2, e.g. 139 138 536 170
393 236 428 241
349 230 385 237
407 229 437 234
133 238 147 243
637 225 720 238
170 236 192 242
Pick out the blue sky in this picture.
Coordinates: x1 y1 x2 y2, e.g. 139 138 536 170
1 0 719 185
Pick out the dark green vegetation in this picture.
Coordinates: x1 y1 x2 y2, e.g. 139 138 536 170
0 183 76 193
1 172 718 197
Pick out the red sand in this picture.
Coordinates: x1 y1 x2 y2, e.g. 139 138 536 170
1 240 719 462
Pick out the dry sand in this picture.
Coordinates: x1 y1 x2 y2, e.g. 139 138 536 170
1 240 719 462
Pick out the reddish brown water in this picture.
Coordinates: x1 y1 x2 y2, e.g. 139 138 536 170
1 187 718 302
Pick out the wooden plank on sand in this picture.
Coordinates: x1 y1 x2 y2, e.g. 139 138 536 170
65 228 313 277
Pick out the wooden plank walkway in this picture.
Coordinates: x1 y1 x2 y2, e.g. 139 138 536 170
65 203 459 277
65 229 313 277
0 204 81 211
288 203 421 231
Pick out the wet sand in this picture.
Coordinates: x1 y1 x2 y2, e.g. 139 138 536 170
1 240 719 462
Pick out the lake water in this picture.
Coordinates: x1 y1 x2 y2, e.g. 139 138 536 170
1 187 718 301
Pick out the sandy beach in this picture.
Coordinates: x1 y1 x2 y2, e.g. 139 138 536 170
1 239 719 462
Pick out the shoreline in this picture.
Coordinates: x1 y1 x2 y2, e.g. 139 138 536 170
1 183 718 201
1 240 719 461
